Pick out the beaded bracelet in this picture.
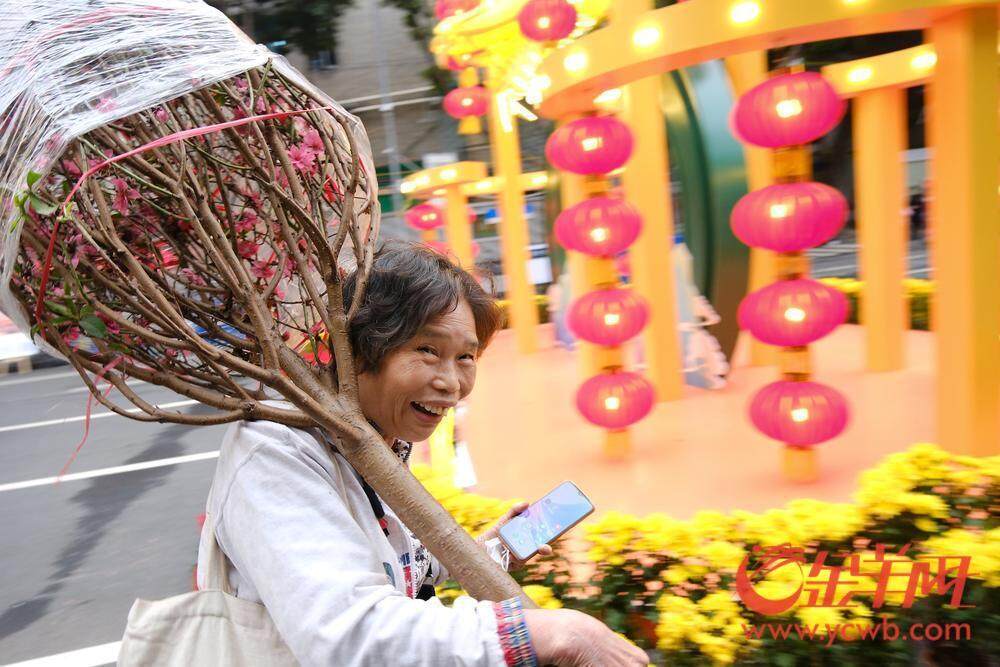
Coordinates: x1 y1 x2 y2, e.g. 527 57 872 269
493 596 538 667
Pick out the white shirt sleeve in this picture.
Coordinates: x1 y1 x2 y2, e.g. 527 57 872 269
213 426 509 667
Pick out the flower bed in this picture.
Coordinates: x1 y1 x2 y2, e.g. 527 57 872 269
416 444 998 664
819 278 933 331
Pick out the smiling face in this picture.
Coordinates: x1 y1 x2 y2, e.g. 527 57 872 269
357 299 479 444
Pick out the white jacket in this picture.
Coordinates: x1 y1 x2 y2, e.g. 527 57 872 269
197 418 516 666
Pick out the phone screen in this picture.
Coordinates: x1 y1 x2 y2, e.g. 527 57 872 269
498 481 594 561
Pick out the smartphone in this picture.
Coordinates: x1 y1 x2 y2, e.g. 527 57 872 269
497 481 594 561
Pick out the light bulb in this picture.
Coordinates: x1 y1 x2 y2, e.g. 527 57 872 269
632 25 661 49
769 203 790 219
563 51 588 73
847 65 873 84
791 407 810 422
911 52 937 71
590 227 609 242
604 312 621 326
537 16 551 29
775 98 803 119
581 136 602 151
730 1 761 24
784 307 806 322
604 396 621 411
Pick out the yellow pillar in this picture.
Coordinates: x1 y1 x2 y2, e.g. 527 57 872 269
927 9 1000 456
557 161 598 380
616 0 683 401
457 68 482 136
444 186 474 269
487 74 538 353
726 51 778 366
853 87 908 372
420 229 437 244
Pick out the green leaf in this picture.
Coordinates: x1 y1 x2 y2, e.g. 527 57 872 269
44 300 73 318
27 171 42 188
27 194 57 216
78 315 107 339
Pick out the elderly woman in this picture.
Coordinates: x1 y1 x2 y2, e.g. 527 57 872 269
197 243 647 666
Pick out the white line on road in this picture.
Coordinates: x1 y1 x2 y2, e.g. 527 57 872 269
3 640 121 667
0 450 220 493
0 399 198 434
0 369 79 388
65 380 147 395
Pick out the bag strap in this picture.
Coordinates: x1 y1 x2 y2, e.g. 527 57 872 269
202 484 234 595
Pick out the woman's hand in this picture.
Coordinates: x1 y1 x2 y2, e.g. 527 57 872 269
476 501 553 571
523 608 650 666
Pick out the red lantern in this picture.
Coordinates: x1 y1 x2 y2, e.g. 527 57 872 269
568 288 648 346
546 116 634 175
405 203 444 231
732 71 846 148
731 182 848 252
749 380 849 446
435 0 479 20
425 240 450 255
576 370 655 429
518 0 577 42
467 205 478 224
443 86 489 119
738 279 848 347
555 196 642 257
425 240 480 259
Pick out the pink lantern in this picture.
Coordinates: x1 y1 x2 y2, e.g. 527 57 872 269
732 71 846 148
405 204 444 231
435 0 479 20
425 240 480 259
443 56 465 71
555 196 642 257
518 0 577 42
425 240 450 255
546 116 634 175
443 86 489 119
568 288 649 346
467 205 478 224
738 279 848 347
749 380 849 446
731 182 848 252
576 370 655 429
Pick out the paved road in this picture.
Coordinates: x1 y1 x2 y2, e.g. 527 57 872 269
0 368 229 665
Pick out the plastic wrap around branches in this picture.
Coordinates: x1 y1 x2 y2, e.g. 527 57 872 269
0 0 378 353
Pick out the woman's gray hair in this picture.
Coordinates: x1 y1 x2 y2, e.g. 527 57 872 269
342 242 505 373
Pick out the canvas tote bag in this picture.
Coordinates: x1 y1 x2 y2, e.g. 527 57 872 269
117 490 299 666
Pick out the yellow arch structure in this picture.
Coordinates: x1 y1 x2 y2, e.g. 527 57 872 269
530 0 998 456
534 0 997 116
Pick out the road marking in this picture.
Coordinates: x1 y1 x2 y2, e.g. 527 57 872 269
3 640 121 667
65 380 147 395
0 369 78 387
0 450 220 493
0 399 198 434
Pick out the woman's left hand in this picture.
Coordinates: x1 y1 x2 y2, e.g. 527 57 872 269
476 501 554 571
